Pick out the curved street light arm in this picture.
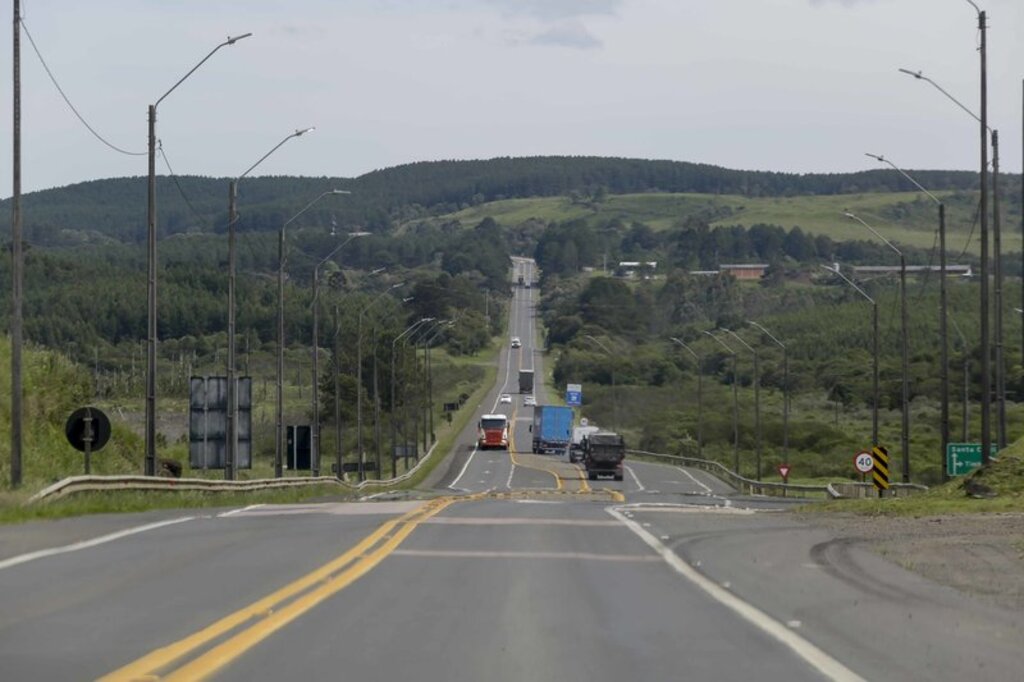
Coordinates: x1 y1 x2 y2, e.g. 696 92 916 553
842 211 902 258
284 189 350 230
819 264 874 304
669 336 699 361
721 328 755 354
864 153 941 205
155 33 252 108
583 334 614 356
898 67 990 134
702 329 735 355
237 127 314 184
746 321 785 349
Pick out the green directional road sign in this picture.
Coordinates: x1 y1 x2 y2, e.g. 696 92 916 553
945 442 999 477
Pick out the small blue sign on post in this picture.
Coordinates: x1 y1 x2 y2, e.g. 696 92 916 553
566 383 582 407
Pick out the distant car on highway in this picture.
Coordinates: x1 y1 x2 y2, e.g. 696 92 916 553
511 337 521 348
523 395 536 406
499 393 512 404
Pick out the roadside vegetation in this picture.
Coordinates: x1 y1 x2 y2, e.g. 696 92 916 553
2 156 1023 516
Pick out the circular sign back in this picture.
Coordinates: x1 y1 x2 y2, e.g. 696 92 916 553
65 407 112 452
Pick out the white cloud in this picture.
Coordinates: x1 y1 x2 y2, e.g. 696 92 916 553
526 20 603 49
483 0 621 20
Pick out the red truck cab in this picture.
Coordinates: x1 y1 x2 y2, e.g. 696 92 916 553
478 414 509 450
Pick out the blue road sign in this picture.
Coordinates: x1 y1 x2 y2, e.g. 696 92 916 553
566 383 582 406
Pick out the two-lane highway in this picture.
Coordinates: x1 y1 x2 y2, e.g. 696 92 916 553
1 258 1021 680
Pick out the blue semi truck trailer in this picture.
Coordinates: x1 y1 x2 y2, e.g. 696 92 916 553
530 405 574 454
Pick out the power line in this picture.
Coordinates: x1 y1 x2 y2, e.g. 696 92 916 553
19 17 145 157
157 142 214 230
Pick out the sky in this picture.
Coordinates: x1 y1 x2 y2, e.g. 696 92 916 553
1 0 1022 195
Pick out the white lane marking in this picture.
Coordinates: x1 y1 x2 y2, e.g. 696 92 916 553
506 462 516 490
449 444 480 490
677 466 733 508
676 466 712 494
607 507 865 682
393 549 660 562
0 516 196 571
615 502 756 516
217 504 264 517
625 465 645 492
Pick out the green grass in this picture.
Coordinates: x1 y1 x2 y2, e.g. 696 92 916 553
441 191 1010 253
0 484 354 524
811 441 1024 515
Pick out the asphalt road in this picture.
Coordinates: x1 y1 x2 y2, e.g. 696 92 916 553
1 258 1021 680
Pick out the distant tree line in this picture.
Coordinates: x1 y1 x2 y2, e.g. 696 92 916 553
3 156 1018 246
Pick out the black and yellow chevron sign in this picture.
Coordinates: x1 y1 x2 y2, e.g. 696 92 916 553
871 445 890 491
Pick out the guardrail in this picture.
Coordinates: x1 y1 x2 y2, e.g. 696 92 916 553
626 449 928 499
28 437 447 505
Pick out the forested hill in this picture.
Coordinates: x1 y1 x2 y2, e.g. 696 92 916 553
0 155 1000 245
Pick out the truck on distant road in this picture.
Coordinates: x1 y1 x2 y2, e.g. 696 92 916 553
582 431 625 481
477 414 509 450
530 405 573 454
518 369 534 394
569 420 600 463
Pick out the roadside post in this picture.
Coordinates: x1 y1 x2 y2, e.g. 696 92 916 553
871 445 890 498
777 463 790 496
65 406 112 475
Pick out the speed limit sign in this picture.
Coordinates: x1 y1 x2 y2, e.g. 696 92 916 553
854 451 874 474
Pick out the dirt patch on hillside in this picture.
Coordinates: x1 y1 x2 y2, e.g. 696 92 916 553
803 512 1024 610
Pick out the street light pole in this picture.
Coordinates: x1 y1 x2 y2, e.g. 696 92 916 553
748 321 788 463
723 328 761 480
356 283 402 480
145 32 251 477
821 264 879 447
421 320 454 451
225 127 313 480
310 228 365 478
951 318 971 449
703 330 739 474
865 153 949 478
276 189 348 478
584 335 618 430
899 6 991 460
391 318 433 477
844 212 910 482
670 337 702 458
11 0 23 487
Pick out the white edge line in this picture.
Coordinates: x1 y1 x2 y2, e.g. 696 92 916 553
449 444 480 491
506 462 516 490
606 506 865 682
217 504 265 518
0 516 196 571
625 465 645 492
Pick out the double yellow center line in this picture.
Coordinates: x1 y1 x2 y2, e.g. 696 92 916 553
100 496 468 682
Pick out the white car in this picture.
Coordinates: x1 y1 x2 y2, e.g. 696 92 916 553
511 337 521 348
523 395 536 406
499 393 512 404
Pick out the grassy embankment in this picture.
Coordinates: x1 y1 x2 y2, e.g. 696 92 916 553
0 334 497 522
813 440 1024 515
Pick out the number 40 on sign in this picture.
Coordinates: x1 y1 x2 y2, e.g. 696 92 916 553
854 451 874 474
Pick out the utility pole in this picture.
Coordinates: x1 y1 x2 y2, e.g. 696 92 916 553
978 7 992 465
724 329 761 480
11 0 23 487
991 130 1006 449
